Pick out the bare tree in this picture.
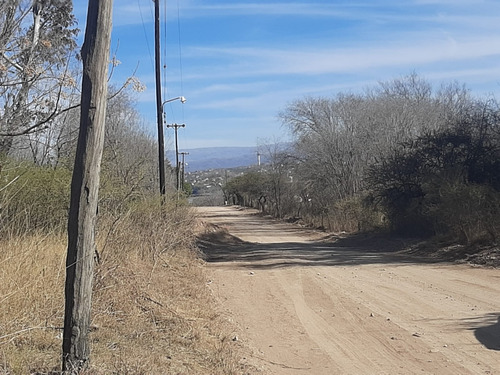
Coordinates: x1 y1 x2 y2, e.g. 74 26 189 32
0 0 79 154
279 74 477 230
100 86 159 208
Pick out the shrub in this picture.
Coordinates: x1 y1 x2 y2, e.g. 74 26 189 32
0 200 243 374
325 195 383 233
368 112 500 241
426 182 500 244
367 146 432 236
0 161 71 235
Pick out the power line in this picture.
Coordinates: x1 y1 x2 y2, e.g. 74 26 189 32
137 0 154 70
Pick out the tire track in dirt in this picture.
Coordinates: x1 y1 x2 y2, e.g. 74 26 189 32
198 206 500 374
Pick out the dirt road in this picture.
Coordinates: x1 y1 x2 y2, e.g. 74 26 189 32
197 206 500 375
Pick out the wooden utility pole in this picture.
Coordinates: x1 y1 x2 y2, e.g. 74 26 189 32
154 0 165 196
180 151 189 189
62 0 113 372
166 123 185 190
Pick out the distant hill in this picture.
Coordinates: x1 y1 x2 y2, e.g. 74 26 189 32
167 146 267 172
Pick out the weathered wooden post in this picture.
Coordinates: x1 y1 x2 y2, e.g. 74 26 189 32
62 0 113 372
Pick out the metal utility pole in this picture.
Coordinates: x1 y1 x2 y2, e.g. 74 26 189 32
63 0 113 371
166 123 185 190
179 151 189 189
154 0 165 197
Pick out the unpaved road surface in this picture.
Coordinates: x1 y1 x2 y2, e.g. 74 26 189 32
197 206 500 375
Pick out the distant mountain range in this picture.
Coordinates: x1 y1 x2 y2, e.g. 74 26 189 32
167 146 268 172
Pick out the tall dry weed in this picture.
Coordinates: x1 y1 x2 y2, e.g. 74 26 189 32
0 233 66 374
0 201 250 374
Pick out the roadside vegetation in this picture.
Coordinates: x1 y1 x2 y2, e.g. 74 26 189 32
1 1 498 372
0 89 244 375
0 202 246 374
224 74 500 255
0 95 245 374
0 3 246 372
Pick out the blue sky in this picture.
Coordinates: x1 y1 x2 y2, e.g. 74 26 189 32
73 0 500 150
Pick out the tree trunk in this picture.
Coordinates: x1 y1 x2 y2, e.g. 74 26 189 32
62 0 113 372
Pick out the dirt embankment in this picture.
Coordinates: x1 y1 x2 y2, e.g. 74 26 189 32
197 206 500 375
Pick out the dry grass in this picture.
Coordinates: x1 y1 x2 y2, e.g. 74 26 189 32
0 233 66 374
0 203 251 374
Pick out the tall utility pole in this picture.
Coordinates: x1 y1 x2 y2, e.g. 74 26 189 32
179 151 189 189
63 0 113 371
154 0 165 196
166 123 185 190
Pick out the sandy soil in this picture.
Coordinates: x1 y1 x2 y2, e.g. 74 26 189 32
196 206 500 375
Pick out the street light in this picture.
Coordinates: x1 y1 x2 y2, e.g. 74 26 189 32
163 96 186 106
158 96 186 197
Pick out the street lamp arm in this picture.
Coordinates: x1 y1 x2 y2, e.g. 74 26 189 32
162 96 186 107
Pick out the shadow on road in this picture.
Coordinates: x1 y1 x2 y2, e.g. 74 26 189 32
197 230 447 269
195 206 474 268
462 313 500 351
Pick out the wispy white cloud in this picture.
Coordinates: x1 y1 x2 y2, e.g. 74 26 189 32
75 0 500 46
75 0 500 148
194 82 270 95
413 0 486 5
182 33 500 79
113 2 155 27
180 113 288 149
183 2 353 17
181 1 500 25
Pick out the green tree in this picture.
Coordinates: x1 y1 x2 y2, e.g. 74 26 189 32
224 171 267 208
